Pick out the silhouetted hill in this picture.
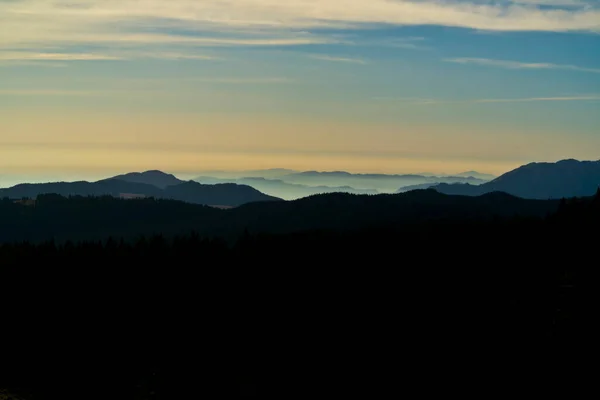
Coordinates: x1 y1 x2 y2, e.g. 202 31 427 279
111 170 183 189
162 181 281 207
433 159 600 199
0 190 559 243
195 176 379 200
0 178 280 207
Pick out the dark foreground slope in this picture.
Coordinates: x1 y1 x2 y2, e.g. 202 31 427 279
0 190 559 243
1 192 596 397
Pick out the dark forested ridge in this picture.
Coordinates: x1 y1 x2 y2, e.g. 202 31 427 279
0 190 560 243
433 158 600 199
1 190 596 397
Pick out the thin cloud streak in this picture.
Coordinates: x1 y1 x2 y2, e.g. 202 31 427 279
308 55 367 64
432 95 600 105
375 94 600 105
0 61 68 68
0 32 337 49
345 36 430 50
0 52 122 61
510 0 587 6
471 95 600 103
0 89 118 96
127 52 221 60
0 51 221 63
188 77 294 84
445 57 600 73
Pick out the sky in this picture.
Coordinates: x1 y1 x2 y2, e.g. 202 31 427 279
1 0 599 183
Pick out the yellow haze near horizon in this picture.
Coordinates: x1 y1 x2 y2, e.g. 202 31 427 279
1 111 579 177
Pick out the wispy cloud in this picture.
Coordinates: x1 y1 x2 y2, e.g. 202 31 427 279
469 95 600 103
445 57 600 73
308 55 368 65
509 0 586 6
374 94 600 105
0 89 116 96
350 36 430 50
0 52 122 61
188 77 294 84
0 61 69 68
0 0 598 61
0 51 221 64
0 33 332 49
125 52 220 61
372 96 436 102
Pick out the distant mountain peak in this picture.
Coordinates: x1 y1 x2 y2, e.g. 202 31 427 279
141 170 174 175
455 171 496 180
433 158 600 200
557 158 580 164
111 170 183 189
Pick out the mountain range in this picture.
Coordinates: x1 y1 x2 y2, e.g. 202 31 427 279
3 159 598 206
454 171 497 180
195 170 489 197
0 171 280 207
278 171 487 192
195 176 380 200
430 159 600 199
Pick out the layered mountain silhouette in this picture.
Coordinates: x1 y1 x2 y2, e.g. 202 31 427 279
431 159 600 199
195 176 379 200
279 171 487 192
0 171 280 207
455 171 496 180
397 183 439 193
192 169 490 195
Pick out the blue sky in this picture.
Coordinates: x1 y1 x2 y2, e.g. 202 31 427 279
1 0 599 180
